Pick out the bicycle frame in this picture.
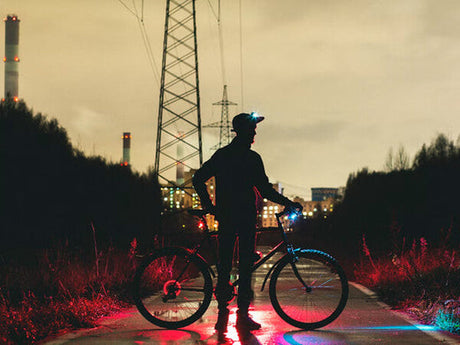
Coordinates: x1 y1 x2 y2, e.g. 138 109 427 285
189 208 308 293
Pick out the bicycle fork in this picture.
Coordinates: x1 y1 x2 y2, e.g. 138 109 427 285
261 246 312 293
287 246 312 293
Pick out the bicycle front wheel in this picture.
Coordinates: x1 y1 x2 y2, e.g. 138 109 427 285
133 247 213 329
269 249 348 330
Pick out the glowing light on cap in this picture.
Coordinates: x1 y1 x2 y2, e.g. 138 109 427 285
251 112 260 118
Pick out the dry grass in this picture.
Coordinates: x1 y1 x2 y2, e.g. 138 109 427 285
355 230 460 334
0 239 140 345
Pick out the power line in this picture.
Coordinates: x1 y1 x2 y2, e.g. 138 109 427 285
239 0 244 111
217 0 227 86
206 0 218 21
115 0 139 19
115 0 161 86
205 0 227 89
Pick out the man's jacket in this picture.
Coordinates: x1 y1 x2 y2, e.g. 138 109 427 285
193 138 291 224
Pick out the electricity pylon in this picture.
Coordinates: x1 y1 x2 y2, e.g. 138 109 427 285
154 0 202 186
206 85 237 149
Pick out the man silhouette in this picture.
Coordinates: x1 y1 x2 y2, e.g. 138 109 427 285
193 112 301 332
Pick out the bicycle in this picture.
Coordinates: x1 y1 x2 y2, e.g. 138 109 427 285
133 208 348 330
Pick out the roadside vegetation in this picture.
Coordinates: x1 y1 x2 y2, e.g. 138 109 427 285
0 242 139 345
293 132 460 334
336 133 460 334
355 230 460 333
0 99 162 344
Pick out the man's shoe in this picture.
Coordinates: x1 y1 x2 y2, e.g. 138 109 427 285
215 309 229 332
236 312 261 331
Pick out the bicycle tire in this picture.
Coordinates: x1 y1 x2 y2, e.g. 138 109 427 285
269 249 348 330
133 247 213 329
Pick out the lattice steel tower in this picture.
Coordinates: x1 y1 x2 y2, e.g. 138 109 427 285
155 0 202 185
207 85 237 149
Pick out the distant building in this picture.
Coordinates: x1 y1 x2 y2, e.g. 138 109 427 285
160 169 198 210
290 194 337 220
311 187 339 202
160 168 218 231
259 183 283 229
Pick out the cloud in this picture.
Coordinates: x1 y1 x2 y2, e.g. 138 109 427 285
260 119 348 146
71 106 109 136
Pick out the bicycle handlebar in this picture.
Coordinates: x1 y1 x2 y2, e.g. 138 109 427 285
276 206 302 219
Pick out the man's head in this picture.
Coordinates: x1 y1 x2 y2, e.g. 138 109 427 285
232 112 264 145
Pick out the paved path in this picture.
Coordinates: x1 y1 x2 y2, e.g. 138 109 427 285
42 248 459 345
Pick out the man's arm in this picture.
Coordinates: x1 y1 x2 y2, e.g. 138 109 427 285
192 156 216 210
253 153 299 208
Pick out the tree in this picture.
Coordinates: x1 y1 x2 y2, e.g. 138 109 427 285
413 134 459 168
385 145 410 172
384 147 394 172
0 99 162 250
394 145 410 171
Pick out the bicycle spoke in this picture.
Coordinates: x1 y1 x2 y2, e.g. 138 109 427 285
270 250 348 329
134 248 213 328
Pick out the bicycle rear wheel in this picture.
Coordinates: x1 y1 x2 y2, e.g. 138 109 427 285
269 249 348 330
133 247 213 329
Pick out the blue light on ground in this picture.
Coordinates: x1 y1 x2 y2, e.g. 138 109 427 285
279 325 439 345
355 325 439 331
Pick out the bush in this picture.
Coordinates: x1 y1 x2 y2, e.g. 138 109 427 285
355 233 460 333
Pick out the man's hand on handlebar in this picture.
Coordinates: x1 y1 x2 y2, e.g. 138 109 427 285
286 201 303 213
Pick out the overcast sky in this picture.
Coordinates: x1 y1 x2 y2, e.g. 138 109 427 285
2 0 460 199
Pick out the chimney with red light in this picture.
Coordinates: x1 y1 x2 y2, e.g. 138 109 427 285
4 15 19 101
121 132 131 167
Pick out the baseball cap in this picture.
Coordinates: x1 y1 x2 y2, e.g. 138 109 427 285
231 112 265 132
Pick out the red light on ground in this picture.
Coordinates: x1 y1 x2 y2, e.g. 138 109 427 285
12 17 17 21
124 162 128 166
198 221 205 229
13 96 19 102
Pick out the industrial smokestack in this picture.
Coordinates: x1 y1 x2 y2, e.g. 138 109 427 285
4 14 19 101
121 132 131 166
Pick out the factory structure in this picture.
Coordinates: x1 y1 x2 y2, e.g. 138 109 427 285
121 132 132 167
3 14 19 102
